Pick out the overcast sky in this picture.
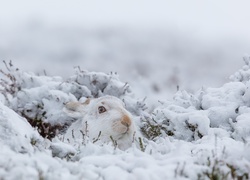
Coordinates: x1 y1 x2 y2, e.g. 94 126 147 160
1 0 250 40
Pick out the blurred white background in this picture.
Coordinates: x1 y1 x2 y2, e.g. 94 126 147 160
1 0 250 101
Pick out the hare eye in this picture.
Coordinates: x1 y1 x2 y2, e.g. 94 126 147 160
98 106 106 114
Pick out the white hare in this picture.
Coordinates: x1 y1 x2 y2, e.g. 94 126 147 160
63 96 137 150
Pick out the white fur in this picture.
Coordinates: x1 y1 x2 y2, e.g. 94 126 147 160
63 96 137 150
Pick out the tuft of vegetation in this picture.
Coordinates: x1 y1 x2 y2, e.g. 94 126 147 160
184 120 203 139
93 131 102 143
138 137 146 152
174 162 188 179
197 145 249 180
23 113 67 140
140 116 174 140
200 156 249 180
0 60 21 102
110 136 118 150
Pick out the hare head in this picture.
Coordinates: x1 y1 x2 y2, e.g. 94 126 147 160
63 96 137 150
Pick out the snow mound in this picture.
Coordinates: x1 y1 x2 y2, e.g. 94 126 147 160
0 101 41 153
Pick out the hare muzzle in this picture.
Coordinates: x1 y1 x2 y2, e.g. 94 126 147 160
121 114 131 129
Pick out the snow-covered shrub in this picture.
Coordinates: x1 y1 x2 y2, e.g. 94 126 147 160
192 133 250 180
141 57 250 143
0 62 147 140
1 59 250 143
141 90 209 141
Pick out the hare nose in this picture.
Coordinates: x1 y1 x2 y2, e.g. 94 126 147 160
121 114 131 127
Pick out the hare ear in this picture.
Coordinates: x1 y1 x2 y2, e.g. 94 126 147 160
63 98 90 118
82 98 91 105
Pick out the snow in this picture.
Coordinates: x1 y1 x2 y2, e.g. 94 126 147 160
0 59 250 179
0 101 41 153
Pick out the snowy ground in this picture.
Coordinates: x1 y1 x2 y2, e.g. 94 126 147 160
0 59 250 179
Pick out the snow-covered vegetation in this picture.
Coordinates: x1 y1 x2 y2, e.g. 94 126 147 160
0 58 250 179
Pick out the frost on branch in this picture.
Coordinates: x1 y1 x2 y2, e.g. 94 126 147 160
230 55 250 82
0 61 21 103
